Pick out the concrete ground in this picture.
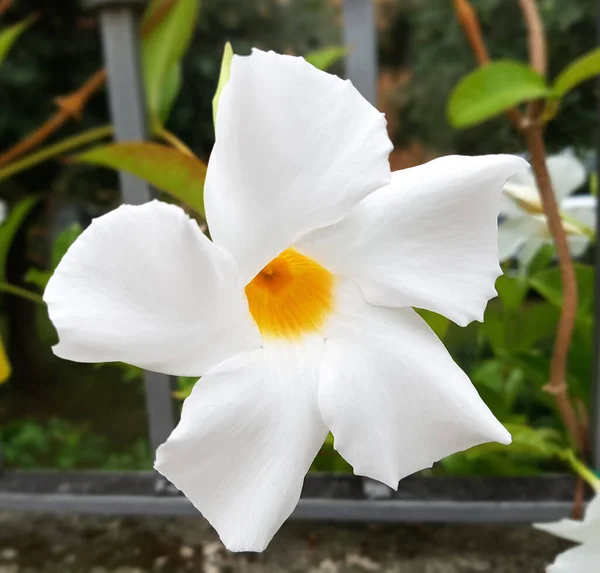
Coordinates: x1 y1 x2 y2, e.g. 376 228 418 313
0 512 570 573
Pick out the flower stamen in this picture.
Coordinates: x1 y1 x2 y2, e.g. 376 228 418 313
245 248 334 339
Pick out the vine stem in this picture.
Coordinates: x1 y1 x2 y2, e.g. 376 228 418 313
518 0 547 76
524 125 584 451
0 1 177 167
0 282 43 304
0 0 13 17
0 125 113 181
156 127 195 157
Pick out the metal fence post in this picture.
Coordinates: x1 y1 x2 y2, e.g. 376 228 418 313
342 0 378 105
83 0 177 459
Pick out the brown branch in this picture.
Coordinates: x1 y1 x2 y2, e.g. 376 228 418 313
524 124 584 451
452 0 489 64
0 0 175 169
451 0 523 130
140 0 177 36
0 69 107 167
0 0 13 18
518 0 547 76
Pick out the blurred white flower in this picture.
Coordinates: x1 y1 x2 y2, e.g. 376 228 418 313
498 155 595 266
44 50 524 552
0 200 6 225
535 494 600 572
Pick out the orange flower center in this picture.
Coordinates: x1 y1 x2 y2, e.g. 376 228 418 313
245 248 334 339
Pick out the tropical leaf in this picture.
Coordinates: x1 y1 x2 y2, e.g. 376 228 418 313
72 142 207 216
448 60 548 128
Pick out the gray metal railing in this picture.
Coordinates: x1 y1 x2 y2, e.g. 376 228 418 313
0 0 597 521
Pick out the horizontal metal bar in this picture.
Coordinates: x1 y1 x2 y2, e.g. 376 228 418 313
0 491 578 523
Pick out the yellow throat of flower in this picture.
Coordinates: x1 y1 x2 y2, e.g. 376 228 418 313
245 248 334 340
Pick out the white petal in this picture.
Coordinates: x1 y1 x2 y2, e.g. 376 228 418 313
567 235 591 258
547 545 600 573
498 217 535 262
317 281 510 488
518 236 547 267
534 497 600 544
562 195 596 230
44 201 261 376
547 154 587 202
298 155 527 326
204 49 393 284
0 200 6 224
155 339 327 552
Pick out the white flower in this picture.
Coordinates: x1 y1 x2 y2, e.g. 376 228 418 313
498 154 595 266
534 494 600 571
0 200 6 224
44 50 525 552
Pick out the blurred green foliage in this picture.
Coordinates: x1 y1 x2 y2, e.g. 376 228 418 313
388 0 597 154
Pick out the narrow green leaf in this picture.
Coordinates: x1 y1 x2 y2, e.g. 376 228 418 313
447 60 549 128
304 46 347 71
51 223 83 269
416 308 450 339
72 142 207 216
156 64 182 125
212 42 233 128
142 0 200 127
551 47 600 100
0 196 40 283
530 264 594 324
0 15 36 66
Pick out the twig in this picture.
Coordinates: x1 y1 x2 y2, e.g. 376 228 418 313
0 282 44 304
0 0 13 18
451 0 523 129
523 124 584 450
0 2 174 168
0 125 113 181
518 0 547 76
0 70 107 168
140 0 177 36
156 127 195 157
452 0 489 64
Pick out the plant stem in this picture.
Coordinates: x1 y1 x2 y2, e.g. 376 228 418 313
451 0 523 129
562 449 600 491
518 0 547 76
0 282 43 304
0 125 113 181
0 69 108 168
524 125 584 450
0 4 173 169
156 127 195 157
0 0 13 17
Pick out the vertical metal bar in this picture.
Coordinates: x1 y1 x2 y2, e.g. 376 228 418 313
96 4 176 454
342 0 378 105
593 0 600 471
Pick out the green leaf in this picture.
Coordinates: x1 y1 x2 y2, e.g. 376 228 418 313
530 264 594 324
212 42 233 128
304 46 347 71
0 15 36 66
447 60 549 128
468 424 564 458
0 196 39 283
495 273 527 312
72 142 207 216
51 223 82 269
142 0 200 127
551 47 600 100
24 268 52 290
156 64 182 125
416 308 450 339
